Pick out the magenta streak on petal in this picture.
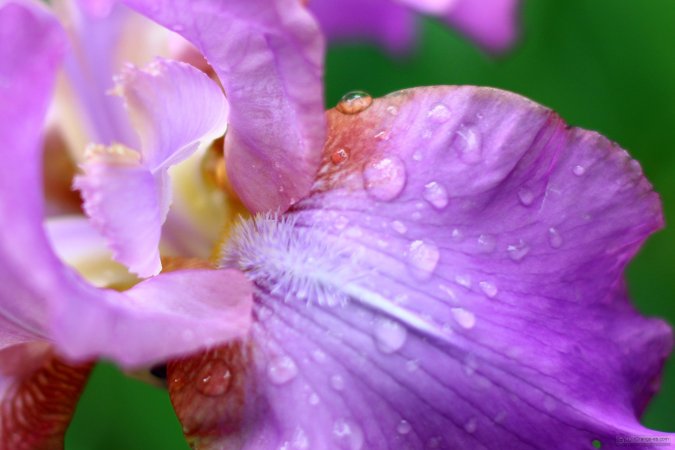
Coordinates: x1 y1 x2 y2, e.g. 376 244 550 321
0 2 253 367
73 59 229 277
122 0 327 213
205 87 673 449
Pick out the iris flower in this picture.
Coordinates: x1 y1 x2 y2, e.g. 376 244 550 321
0 0 672 449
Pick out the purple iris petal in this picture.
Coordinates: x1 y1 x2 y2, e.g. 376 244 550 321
171 87 672 449
0 1 252 368
122 0 327 213
74 58 229 277
444 0 520 53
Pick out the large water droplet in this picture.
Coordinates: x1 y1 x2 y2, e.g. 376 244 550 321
333 419 365 450
407 240 440 280
196 359 232 397
337 91 372 115
423 181 449 209
373 317 407 354
451 308 476 329
517 187 535 206
573 165 586 176
397 420 412 435
507 240 530 261
267 356 298 385
427 102 451 123
331 147 350 165
363 156 407 201
547 227 563 248
479 281 498 298
455 125 483 164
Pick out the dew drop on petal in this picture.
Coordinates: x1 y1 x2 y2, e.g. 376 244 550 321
391 220 407 235
548 227 563 248
363 156 407 201
407 240 440 280
455 274 472 289
267 355 298 385
290 427 310 449
331 147 350 165
337 91 372 114
479 281 498 298
386 105 398 116
308 393 320 405
373 317 407 354
397 420 412 435
455 125 483 164
312 349 326 363
333 419 365 450
196 360 232 397
331 374 345 391
507 240 530 261
423 181 449 209
573 165 586 176
517 187 534 206
464 418 478 434
427 102 451 123
477 234 496 253
452 308 476 329
412 150 423 161
405 359 419 372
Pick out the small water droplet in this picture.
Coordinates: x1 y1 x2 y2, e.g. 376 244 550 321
507 240 530 261
427 102 451 123
363 156 407 201
386 105 398 116
479 281 498 298
196 360 232 397
337 91 372 115
308 393 320 405
397 419 412 435
451 228 463 241
477 234 496 253
573 165 586 176
517 187 534 206
464 418 477 433
423 181 449 209
455 125 483 164
331 147 350 165
439 284 457 300
391 220 407 235
407 240 440 280
374 130 388 141
312 350 326 363
547 227 563 248
267 356 298 385
330 374 345 391
373 317 407 354
452 308 476 329
455 274 472 288
333 419 364 450
405 359 419 372
412 150 423 161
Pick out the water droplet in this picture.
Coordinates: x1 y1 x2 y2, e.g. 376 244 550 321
196 360 232 397
312 350 326 363
337 91 372 115
308 393 320 405
427 102 451 123
405 359 419 372
455 125 483 164
438 284 457 300
464 417 477 433
507 240 530 261
363 156 407 201
289 427 310 449
407 240 440 280
412 150 423 161
386 105 398 116
451 228 463 241
411 211 422 221
397 420 412 435
455 274 472 288
479 281 498 298
333 419 364 450
573 165 586 176
373 317 407 354
391 220 407 235
547 227 563 248
423 181 449 209
331 147 350 165
330 374 345 391
451 308 476 329
374 130 388 141
267 356 298 385
517 187 534 206
477 234 496 253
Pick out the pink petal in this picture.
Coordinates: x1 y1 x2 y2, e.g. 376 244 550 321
73 59 228 277
0 2 253 368
174 87 672 448
122 0 327 212
444 0 520 53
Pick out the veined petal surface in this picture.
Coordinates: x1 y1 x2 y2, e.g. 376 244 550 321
173 87 672 449
122 0 327 212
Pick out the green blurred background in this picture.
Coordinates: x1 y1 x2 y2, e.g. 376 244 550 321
65 0 675 447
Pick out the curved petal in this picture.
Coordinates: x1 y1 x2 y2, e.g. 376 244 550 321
122 0 327 212
444 0 520 53
0 343 92 450
308 0 416 52
174 87 672 449
0 2 253 368
73 59 228 277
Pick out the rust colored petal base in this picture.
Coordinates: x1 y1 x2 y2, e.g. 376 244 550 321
0 345 93 450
